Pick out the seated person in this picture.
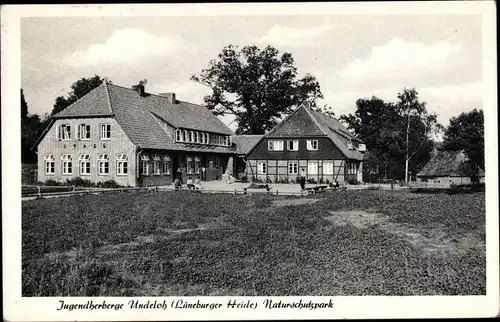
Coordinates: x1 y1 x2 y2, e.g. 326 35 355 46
173 178 182 190
186 177 195 189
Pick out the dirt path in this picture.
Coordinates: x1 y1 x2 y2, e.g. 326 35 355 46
324 210 484 256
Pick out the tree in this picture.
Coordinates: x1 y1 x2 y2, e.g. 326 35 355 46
441 108 484 177
51 75 106 116
191 45 325 134
340 88 442 182
395 88 442 184
21 89 28 122
21 90 50 163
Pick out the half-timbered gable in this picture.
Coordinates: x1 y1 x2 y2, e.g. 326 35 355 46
246 104 366 183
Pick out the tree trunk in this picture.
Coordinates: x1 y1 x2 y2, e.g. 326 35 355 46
405 110 410 185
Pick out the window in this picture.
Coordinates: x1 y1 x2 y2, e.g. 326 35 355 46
182 130 188 142
306 140 318 151
200 133 205 144
78 124 91 140
140 155 149 175
227 136 232 147
194 132 199 143
175 129 182 142
188 131 194 143
44 154 55 175
61 154 72 175
186 156 193 174
98 154 109 175
79 154 91 175
152 154 161 175
287 140 299 151
268 140 284 151
258 162 267 174
58 124 71 140
223 136 228 146
308 161 318 175
288 161 298 174
100 124 111 140
194 156 201 174
323 161 334 175
162 156 171 175
348 162 358 175
206 133 210 145
116 154 128 175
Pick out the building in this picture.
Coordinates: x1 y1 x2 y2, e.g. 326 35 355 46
244 103 366 183
417 150 485 186
34 81 235 187
231 135 264 179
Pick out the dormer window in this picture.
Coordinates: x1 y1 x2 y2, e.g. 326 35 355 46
175 129 182 142
182 130 187 142
206 133 210 145
194 132 199 143
200 133 205 144
189 131 194 143
306 140 318 151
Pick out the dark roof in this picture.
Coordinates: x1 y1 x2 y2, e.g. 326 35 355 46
263 104 364 160
417 150 485 177
50 82 234 152
52 83 113 118
232 135 264 155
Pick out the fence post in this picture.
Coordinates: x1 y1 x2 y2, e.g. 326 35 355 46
37 186 41 199
276 190 279 196
234 189 237 195
155 186 158 192
72 185 76 191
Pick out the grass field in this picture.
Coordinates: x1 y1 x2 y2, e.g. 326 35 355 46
22 189 485 296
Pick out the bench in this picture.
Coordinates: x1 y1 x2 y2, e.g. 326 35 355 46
305 185 328 195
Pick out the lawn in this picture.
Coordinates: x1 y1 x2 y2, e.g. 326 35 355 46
22 189 486 296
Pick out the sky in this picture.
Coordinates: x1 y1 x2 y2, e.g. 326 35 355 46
21 13 483 132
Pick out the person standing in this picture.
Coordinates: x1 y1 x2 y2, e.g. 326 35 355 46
201 166 206 181
300 169 306 191
176 168 183 185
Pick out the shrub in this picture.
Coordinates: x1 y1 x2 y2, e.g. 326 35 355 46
319 178 325 184
66 177 95 187
347 178 359 185
307 178 317 184
44 179 62 186
240 175 248 183
96 180 122 189
277 177 289 184
253 177 263 183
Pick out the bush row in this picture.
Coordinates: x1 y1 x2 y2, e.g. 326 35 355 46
41 177 127 188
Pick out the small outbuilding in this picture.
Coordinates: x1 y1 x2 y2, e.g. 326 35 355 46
417 150 485 186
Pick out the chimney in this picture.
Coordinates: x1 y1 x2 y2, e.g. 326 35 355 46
159 92 176 104
132 79 147 96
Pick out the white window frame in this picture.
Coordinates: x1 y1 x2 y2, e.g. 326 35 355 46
194 132 199 143
307 140 318 151
98 154 110 175
44 154 55 175
287 140 299 151
308 161 318 175
79 154 91 175
206 133 210 145
152 154 161 175
258 162 267 175
58 124 71 140
323 161 334 175
61 154 72 175
116 154 128 176
78 124 91 140
288 161 298 174
100 124 111 140
268 140 274 151
162 155 171 175
182 130 188 142
175 129 182 142
200 132 205 144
